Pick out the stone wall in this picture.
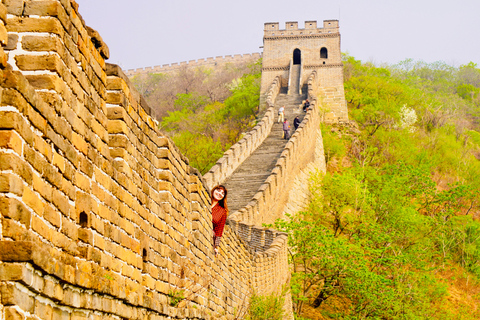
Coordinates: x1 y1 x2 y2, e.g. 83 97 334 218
125 53 262 77
0 1 289 319
260 20 348 122
203 76 281 190
228 71 324 226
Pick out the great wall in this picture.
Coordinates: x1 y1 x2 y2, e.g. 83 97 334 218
124 53 262 77
0 1 348 319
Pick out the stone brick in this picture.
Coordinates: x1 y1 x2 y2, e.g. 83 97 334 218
25 74 63 92
15 54 59 72
4 306 26 320
2 219 30 240
34 300 53 320
7 16 63 35
0 196 32 228
24 1 61 16
0 3 7 25
5 33 18 50
32 173 53 202
0 263 24 281
44 204 61 228
0 152 33 184
52 189 70 216
60 215 77 241
33 133 53 162
0 172 24 196
22 34 62 52
0 112 34 145
52 306 71 320
0 240 33 261
0 130 23 154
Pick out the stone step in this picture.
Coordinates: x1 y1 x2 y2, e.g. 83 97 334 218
223 92 307 212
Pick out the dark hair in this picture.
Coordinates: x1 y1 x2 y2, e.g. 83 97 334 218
211 185 228 213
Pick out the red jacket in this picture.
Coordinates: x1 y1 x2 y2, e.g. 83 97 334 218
212 203 227 237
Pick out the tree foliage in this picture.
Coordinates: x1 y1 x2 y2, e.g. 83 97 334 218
131 60 261 174
274 56 480 319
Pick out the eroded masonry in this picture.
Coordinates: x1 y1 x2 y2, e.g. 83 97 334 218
0 2 346 319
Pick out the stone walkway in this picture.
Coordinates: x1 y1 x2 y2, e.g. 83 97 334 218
223 93 307 212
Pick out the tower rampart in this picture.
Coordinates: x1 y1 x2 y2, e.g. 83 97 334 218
260 20 348 122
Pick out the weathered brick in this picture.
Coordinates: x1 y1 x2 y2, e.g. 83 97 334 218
0 263 24 281
60 215 78 240
74 171 91 192
0 172 24 196
52 188 69 216
24 0 61 16
0 197 31 228
31 215 52 242
33 133 53 161
44 204 61 228
22 34 62 52
25 74 63 92
15 54 59 72
4 306 26 320
0 152 32 184
0 112 34 145
34 300 54 320
7 16 63 35
5 33 18 50
32 172 53 202
0 240 33 261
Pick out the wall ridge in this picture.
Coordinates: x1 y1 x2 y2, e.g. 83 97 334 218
125 52 263 77
227 71 323 226
202 76 281 191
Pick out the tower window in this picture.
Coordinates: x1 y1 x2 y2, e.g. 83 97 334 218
79 212 88 228
293 49 301 65
320 47 328 59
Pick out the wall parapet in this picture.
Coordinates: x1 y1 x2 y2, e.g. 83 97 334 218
0 1 289 319
203 76 281 191
229 71 323 226
125 53 262 77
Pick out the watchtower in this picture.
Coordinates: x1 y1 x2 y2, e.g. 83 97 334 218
260 20 348 122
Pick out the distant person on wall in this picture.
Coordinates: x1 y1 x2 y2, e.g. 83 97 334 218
211 185 228 256
293 116 301 130
303 99 310 112
278 105 285 123
283 118 290 139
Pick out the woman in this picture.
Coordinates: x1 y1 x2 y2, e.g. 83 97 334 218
211 185 228 256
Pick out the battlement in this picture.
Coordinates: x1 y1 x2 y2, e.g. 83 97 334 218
264 20 339 37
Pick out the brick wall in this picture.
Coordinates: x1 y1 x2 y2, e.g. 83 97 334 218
125 53 262 77
228 72 325 226
203 76 281 190
260 20 348 122
0 1 289 319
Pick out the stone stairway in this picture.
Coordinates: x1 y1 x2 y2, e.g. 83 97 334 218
223 93 307 212
288 64 301 95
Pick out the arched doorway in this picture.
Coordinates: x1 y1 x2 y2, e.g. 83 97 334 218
293 49 301 65
320 47 328 59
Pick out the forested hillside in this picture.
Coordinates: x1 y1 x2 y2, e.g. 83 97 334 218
276 56 480 319
130 61 261 173
130 56 480 319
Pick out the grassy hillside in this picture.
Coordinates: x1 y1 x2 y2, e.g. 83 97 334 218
274 56 480 319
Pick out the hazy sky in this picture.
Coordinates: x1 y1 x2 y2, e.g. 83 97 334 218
76 0 480 71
